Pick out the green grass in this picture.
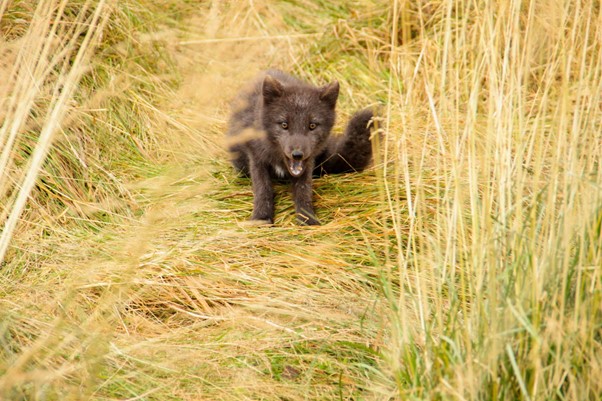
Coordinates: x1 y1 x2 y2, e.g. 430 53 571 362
1 0 601 400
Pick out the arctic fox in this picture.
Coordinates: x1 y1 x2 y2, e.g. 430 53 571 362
227 70 375 225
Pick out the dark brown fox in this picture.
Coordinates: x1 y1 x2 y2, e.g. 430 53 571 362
227 70 375 225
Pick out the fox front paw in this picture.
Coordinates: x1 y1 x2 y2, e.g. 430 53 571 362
250 212 274 224
297 212 320 226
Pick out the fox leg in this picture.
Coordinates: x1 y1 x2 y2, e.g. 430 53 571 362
314 108 375 175
249 160 275 223
292 163 320 225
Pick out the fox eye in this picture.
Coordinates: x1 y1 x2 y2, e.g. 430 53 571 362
280 122 288 130
309 123 317 130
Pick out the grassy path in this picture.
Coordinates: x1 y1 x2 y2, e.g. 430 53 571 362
40 6 390 399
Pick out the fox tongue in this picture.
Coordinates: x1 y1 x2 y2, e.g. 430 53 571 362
288 159 304 177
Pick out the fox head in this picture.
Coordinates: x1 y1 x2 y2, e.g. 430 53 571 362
261 74 339 177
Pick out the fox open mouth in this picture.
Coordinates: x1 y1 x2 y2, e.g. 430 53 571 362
287 158 304 177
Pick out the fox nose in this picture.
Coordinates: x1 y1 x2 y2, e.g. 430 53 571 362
291 150 304 160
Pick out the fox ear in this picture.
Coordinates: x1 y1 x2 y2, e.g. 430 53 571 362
262 75 284 104
319 81 339 108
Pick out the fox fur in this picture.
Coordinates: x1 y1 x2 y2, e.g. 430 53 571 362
227 70 374 225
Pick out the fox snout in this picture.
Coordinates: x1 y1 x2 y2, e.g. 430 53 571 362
280 137 312 177
280 136 312 160
291 149 304 160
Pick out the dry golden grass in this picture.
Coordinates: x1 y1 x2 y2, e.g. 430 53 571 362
1 0 601 400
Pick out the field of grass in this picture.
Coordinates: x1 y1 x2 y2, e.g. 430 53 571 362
1 0 601 400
